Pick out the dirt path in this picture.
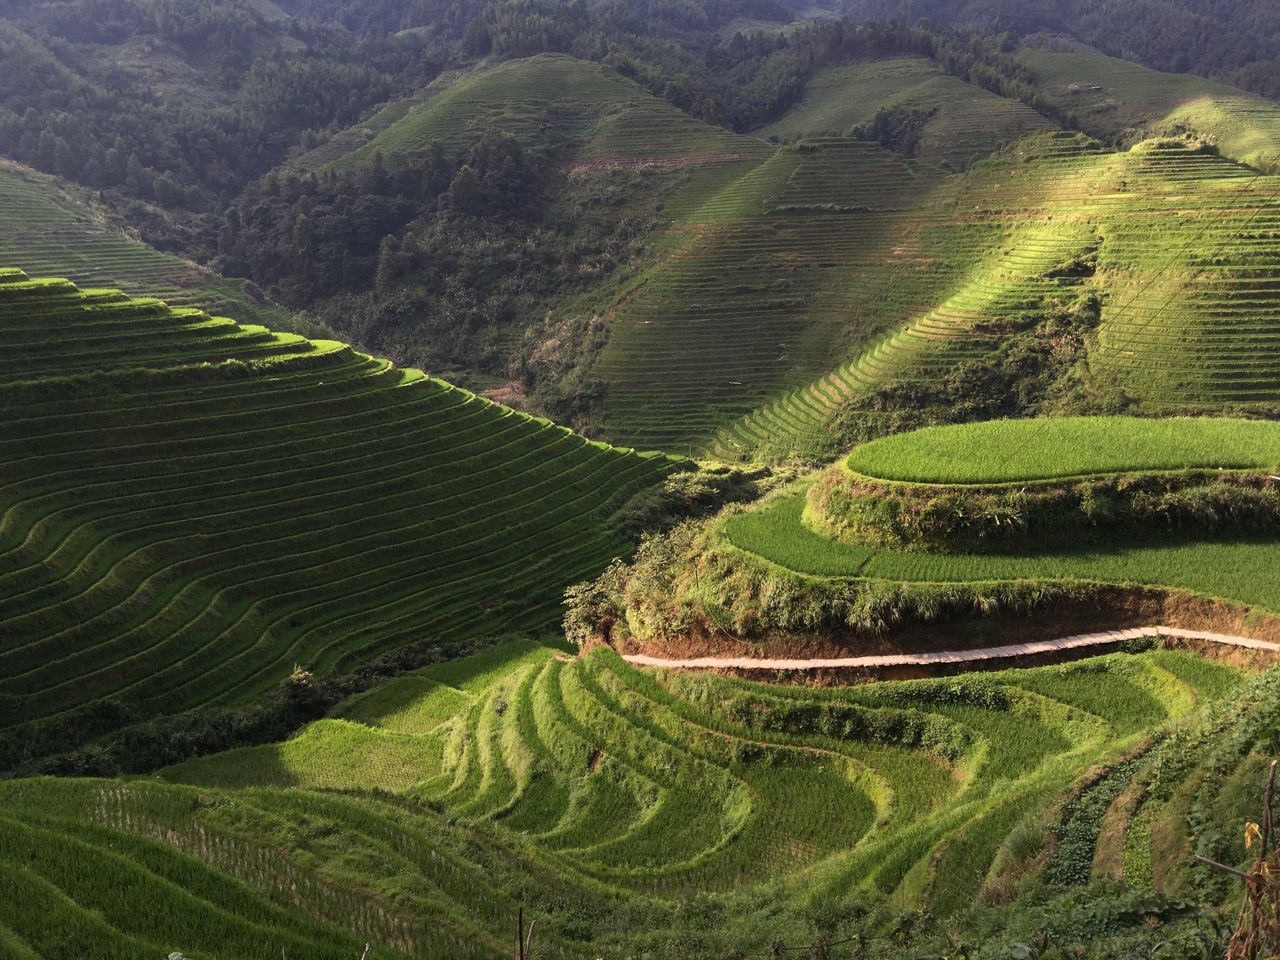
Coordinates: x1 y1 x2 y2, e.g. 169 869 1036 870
621 625 1280 672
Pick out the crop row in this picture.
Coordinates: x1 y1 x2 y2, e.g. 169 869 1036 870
65 636 1222 956
0 273 676 746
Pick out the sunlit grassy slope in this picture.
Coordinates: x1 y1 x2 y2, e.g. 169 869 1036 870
1 636 1254 957
583 45 1280 460
678 130 1280 461
0 269 675 749
1019 42 1280 171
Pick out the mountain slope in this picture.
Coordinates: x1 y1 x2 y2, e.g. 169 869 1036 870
0 269 675 765
759 55 1056 167
332 54 774 170
0 637 1260 958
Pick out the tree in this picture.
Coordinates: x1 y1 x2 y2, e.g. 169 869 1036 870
446 164 482 215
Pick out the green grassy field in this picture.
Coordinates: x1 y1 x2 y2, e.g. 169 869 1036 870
844 416 1280 484
1 636 1255 957
0 269 676 753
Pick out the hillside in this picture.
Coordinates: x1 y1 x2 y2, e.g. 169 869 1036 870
690 127 1280 461
0 160 291 328
758 55 1056 167
601 417 1280 660
1018 41 1280 172
331 54 775 171
12 5 1280 957
0 268 675 767
2 635 1270 957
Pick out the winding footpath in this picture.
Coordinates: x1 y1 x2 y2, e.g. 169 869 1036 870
622 625 1280 672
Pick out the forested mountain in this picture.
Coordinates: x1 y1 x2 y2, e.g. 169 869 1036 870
839 0 1280 97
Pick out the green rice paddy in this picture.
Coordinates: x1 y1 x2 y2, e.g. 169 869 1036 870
728 493 1280 613
0 269 676 746
2 636 1248 957
845 415 1280 484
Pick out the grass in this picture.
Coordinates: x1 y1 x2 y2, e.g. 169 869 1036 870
0 634 1244 956
844 415 1280 484
727 492 1280 612
759 56 1055 167
0 270 677 754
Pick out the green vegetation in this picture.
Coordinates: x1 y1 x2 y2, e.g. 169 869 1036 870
760 56 1054 167
336 54 772 170
1017 43 1280 172
0 160 294 330
0 270 676 767
3 636 1264 957
846 416 1280 484
727 492 1280 615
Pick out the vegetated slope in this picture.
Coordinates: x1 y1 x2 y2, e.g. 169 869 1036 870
591 137 972 452
0 160 289 328
709 126 1280 461
1018 41 1280 172
759 55 1055 168
0 269 675 764
717 412 1280 617
0 637 1254 957
333 54 774 171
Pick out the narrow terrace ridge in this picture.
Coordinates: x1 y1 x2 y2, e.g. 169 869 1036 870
621 625 1280 671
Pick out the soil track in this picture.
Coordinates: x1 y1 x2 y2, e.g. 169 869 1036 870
622 625 1280 672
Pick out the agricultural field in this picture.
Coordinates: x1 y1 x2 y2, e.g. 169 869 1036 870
333 54 774 171
728 491 1280 613
0 635 1263 957
0 161 290 328
581 46 1280 462
844 416 1280 484
1018 42 1280 171
0 269 676 761
696 128 1280 461
718 415 1280 616
758 56 1056 168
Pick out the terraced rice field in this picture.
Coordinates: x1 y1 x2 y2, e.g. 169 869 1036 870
0 636 1244 957
591 50 1280 461
727 492 1280 614
1019 45 1280 171
594 138 976 452
844 416 1280 484
337 54 772 170
0 269 675 745
0 161 288 327
759 56 1056 168
682 130 1280 460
